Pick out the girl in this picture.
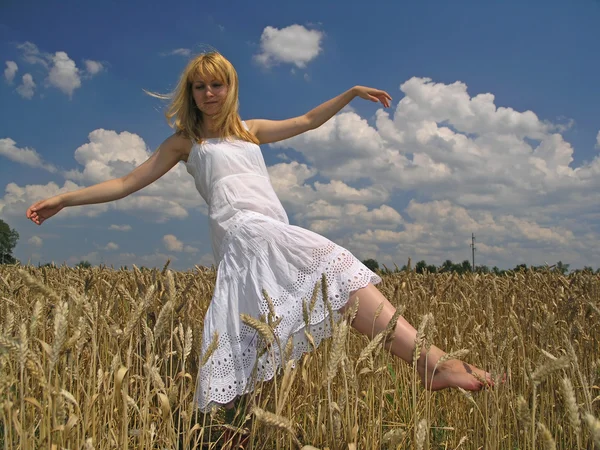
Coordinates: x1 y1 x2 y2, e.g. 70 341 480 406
26 51 491 443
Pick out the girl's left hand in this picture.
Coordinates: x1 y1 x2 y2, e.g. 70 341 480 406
353 86 392 108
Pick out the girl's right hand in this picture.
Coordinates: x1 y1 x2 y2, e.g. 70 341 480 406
26 196 65 225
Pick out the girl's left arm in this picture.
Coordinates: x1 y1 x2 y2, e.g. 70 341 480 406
246 86 392 145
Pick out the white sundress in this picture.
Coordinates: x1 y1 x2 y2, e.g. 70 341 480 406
184 123 381 412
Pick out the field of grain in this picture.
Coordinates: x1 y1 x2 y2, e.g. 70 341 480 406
0 263 599 449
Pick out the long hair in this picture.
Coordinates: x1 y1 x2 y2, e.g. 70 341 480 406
146 51 259 145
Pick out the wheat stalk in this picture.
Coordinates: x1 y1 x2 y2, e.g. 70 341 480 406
382 427 405 448
415 418 427 450
584 413 600 448
326 319 348 384
50 301 68 371
537 422 556 450
241 314 274 345
200 331 219 367
560 377 581 435
252 406 300 447
531 355 570 384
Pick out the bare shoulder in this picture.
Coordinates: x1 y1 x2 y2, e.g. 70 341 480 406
163 132 194 162
244 119 258 133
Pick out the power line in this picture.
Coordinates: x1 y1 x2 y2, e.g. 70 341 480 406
470 233 476 272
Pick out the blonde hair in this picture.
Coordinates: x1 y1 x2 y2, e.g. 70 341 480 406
147 51 259 145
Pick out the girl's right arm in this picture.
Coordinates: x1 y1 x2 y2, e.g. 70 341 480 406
26 134 191 225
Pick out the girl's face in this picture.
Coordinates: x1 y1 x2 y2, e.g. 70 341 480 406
191 75 228 117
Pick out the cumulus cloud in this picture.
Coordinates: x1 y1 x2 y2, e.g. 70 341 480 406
273 77 600 214
255 25 323 68
13 41 103 98
596 131 600 149
5 72 599 269
48 52 81 97
28 236 43 247
83 59 104 76
300 201 403 236
352 199 581 268
270 77 600 268
103 242 119 251
2 128 205 223
265 160 402 238
198 253 216 267
17 42 48 67
62 128 203 220
0 138 57 172
16 73 35 99
163 234 183 251
0 180 109 218
109 224 131 231
163 234 198 253
4 61 17 83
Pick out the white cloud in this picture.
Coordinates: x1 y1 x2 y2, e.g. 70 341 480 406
61 128 203 220
103 242 119 251
48 52 81 97
4 61 17 83
596 130 600 149
14 41 103 98
17 42 48 67
269 76 600 268
268 161 389 208
198 253 215 267
2 128 205 223
163 234 198 253
83 59 104 76
114 195 189 222
28 236 43 247
5 71 599 270
0 180 109 218
255 25 323 68
161 48 191 57
301 201 403 236
350 199 583 268
83 59 104 75
163 234 183 251
63 129 151 183
109 224 131 231
0 138 57 172
16 73 36 99
272 78 600 214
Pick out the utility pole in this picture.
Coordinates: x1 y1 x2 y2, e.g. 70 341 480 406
470 233 476 272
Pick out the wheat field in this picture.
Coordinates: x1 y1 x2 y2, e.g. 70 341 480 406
0 263 599 449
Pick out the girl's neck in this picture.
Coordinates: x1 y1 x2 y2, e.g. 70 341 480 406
201 117 221 139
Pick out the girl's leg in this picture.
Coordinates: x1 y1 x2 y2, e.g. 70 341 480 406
342 283 491 390
221 395 251 449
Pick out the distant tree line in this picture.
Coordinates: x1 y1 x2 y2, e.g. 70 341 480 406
361 258 599 275
0 219 19 264
0 218 597 276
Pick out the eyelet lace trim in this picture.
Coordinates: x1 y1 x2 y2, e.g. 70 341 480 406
195 243 381 412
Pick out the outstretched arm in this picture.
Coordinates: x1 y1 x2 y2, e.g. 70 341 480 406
26 134 190 225
246 86 392 145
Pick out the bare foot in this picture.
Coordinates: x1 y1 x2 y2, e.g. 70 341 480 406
418 356 493 391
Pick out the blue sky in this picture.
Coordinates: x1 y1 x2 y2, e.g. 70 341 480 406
1 0 599 270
